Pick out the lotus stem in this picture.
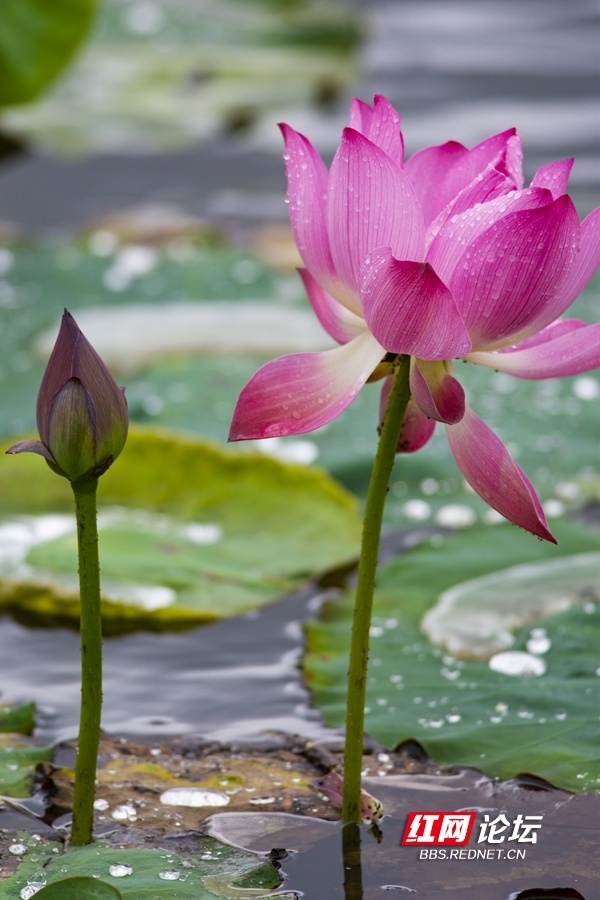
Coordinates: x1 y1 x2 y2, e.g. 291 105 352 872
342 355 411 824
70 477 102 846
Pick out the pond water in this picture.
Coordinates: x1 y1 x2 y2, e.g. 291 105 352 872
0 1 599 896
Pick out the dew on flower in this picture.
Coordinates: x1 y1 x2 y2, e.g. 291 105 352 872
8 843 28 856
159 870 181 880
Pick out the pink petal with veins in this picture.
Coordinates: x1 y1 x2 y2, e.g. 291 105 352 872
425 164 515 251
404 129 518 226
427 185 551 284
530 158 574 199
410 359 465 423
229 331 385 440
447 195 580 348
298 268 365 345
360 248 471 359
328 129 424 295
445 406 555 542
518 205 600 333
279 123 336 289
359 94 404 168
467 319 600 378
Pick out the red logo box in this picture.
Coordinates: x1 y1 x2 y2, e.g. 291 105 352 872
402 811 476 846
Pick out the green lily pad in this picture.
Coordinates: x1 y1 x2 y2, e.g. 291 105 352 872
305 518 600 791
0 427 360 630
35 879 123 900
0 837 281 899
0 703 51 797
0 744 52 798
0 703 35 735
0 0 96 106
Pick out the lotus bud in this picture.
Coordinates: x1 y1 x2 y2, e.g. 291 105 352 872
7 309 128 482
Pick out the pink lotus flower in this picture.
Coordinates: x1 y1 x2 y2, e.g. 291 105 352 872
230 95 600 542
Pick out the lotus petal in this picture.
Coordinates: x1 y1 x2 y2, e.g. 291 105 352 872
445 405 555 542
360 248 471 359
468 319 600 378
229 331 385 440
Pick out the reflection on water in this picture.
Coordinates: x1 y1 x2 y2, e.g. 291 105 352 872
0 585 336 745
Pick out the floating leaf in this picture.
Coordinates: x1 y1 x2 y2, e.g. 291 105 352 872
0 427 360 630
305 518 600 791
0 838 281 899
0 702 35 735
0 743 52 797
35 878 123 899
0 0 96 106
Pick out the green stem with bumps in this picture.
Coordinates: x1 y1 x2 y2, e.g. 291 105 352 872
70 478 102 846
342 355 411 824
